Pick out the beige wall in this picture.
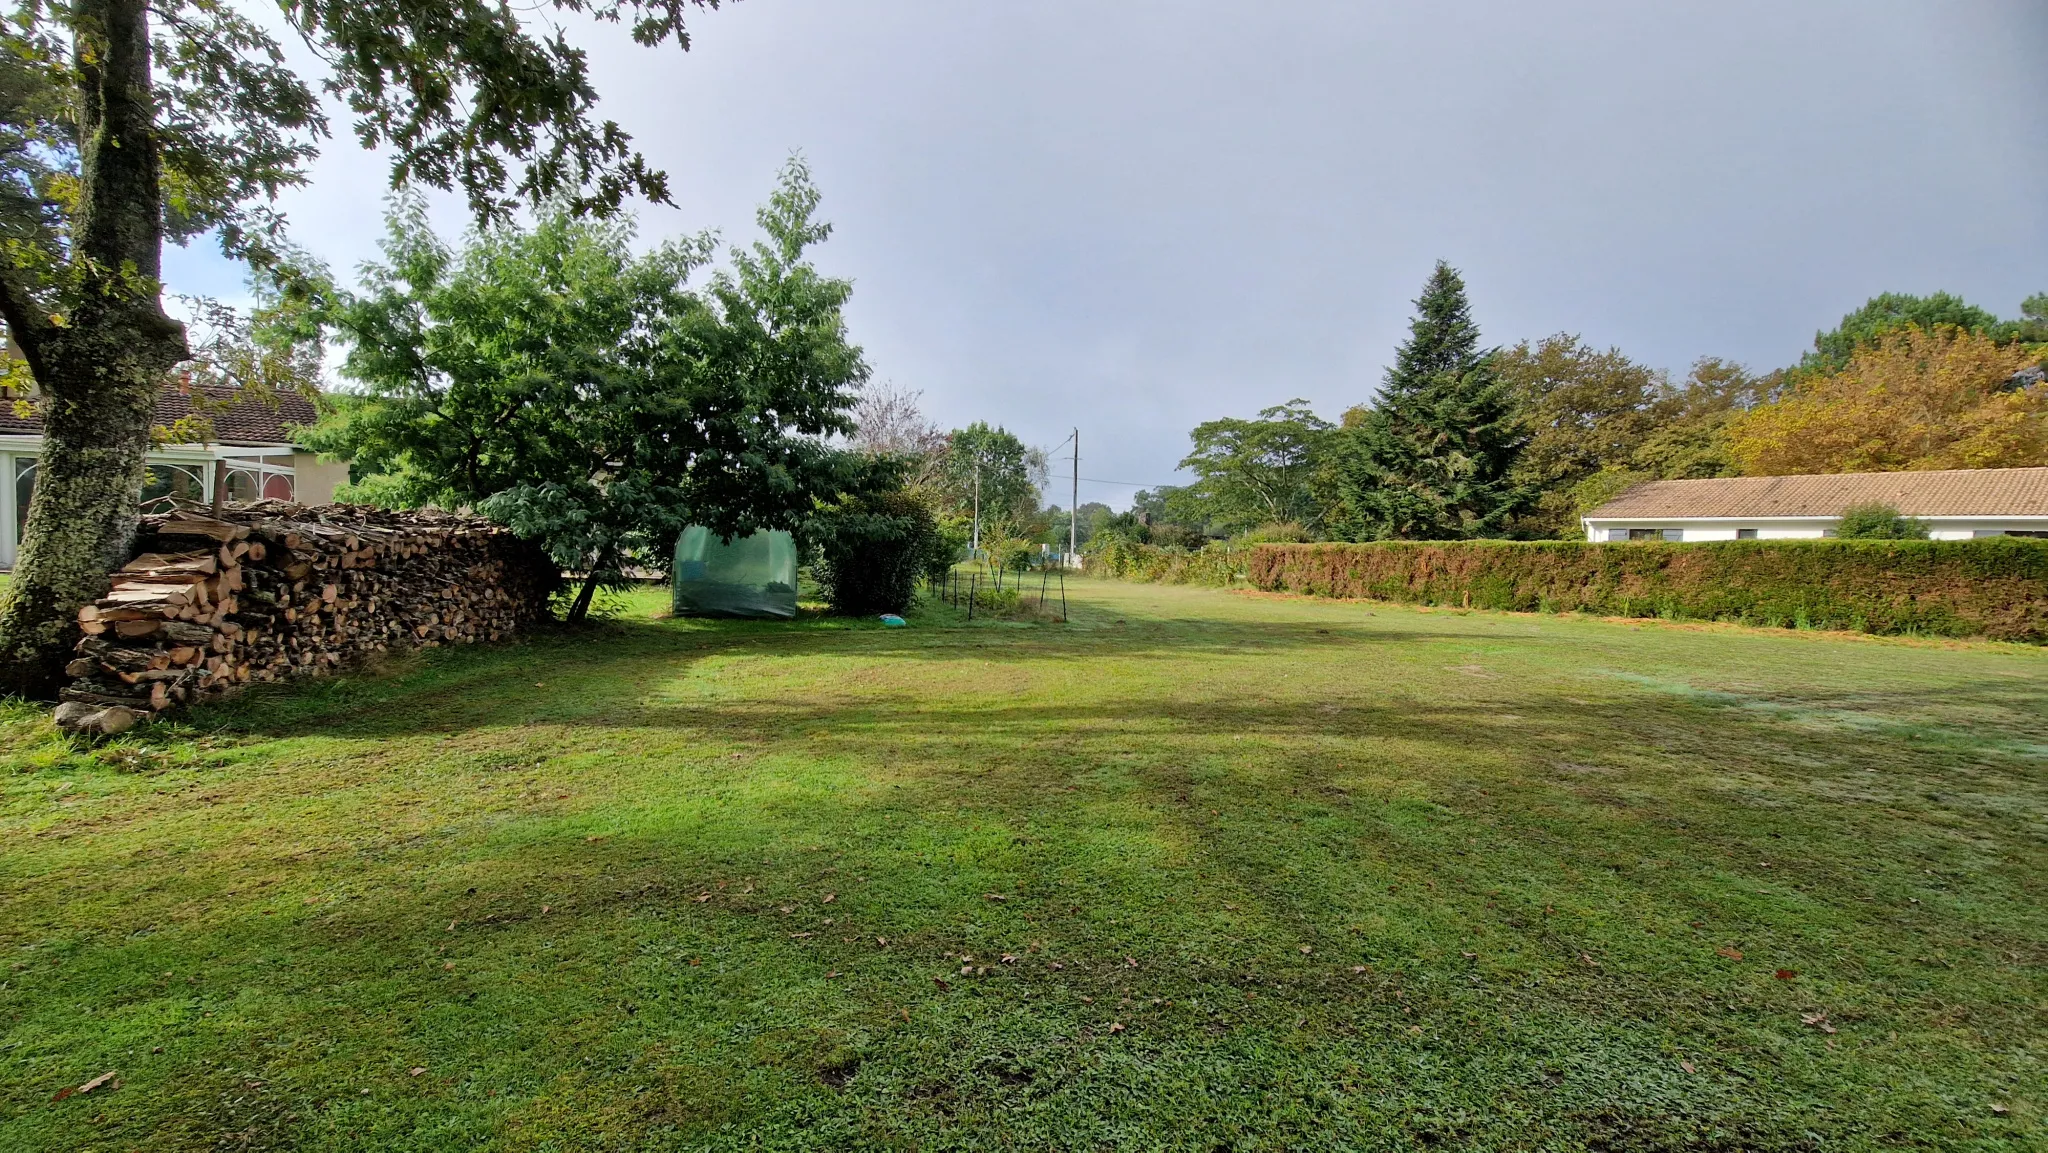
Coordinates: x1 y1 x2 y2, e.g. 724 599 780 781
292 453 351 505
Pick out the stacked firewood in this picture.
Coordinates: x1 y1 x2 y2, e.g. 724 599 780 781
54 502 559 735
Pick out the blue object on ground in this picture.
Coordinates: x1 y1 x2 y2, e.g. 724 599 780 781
879 614 907 627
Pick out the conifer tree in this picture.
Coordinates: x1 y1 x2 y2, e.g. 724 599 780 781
1334 262 1529 539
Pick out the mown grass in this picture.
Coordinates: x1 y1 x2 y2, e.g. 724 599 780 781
1 579 2044 1151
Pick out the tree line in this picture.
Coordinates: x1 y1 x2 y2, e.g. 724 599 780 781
1129 265 2048 547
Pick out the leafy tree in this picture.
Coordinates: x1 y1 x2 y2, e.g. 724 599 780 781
0 0 724 693
1834 503 1930 540
1129 484 1214 541
1177 400 1335 535
308 161 866 622
1045 501 1113 550
1803 292 2009 374
1728 326 2046 475
1495 335 1664 537
810 487 945 616
936 422 1046 541
1333 261 1528 540
2017 293 2048 344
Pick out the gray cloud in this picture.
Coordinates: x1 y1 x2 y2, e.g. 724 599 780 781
165 0 2048 506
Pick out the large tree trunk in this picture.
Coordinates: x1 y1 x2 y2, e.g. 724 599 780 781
0 0 187 697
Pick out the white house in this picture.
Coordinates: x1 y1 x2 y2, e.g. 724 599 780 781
1581 467 2048 542
1 382 349 570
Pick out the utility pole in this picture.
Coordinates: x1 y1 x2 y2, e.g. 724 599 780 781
1069 426 1079 566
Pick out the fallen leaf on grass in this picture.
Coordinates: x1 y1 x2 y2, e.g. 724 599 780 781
1680 1060 1696 1074
1048 961 1064 971
1299 946 1312 955
1461 952 1477 960
1579 952 1600 968
876 937 889 947
52 1071 118 1102
1775 969 1797 980
693 893 713 904
822 893 836 904
408 1067 426 1077
540 905 551 914
1716 947 1744 961
1406 1025 1423 1035
1001 954 1017 964
1992 1103 2009 1115
1125 956 1138 968
983 893 1006 902
825 971 840 980
1350 965 1369 974
1801 1011 1837 1034
1107 1022 1125 1034
932 977 950 991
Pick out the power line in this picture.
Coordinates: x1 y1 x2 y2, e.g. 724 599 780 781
1075 475 1181 488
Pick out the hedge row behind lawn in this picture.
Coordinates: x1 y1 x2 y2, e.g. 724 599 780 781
1247 539 2048 642
1083 538 1247 587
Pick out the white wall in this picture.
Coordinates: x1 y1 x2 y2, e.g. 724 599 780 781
1585 517 2048 541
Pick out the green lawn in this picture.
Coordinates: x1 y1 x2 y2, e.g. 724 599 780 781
2 580 2043 1150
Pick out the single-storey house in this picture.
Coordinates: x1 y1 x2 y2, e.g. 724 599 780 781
1 381 348 570
1581 467 2048 542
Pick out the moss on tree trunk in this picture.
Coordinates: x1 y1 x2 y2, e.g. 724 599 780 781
0 0 188 696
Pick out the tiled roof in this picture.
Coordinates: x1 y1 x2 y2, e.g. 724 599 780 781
0 383 320 446
1586 468 2048 519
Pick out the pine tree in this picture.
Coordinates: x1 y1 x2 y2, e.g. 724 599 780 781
1334 262 1529 540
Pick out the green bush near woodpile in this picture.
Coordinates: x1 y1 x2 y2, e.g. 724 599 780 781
1248 539 2048 642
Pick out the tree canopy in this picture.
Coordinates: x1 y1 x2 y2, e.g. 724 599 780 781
1177 400 1334 535
1803 292 2012 374
936 422 1047 531
308 160 868 620
1728 326 2046 476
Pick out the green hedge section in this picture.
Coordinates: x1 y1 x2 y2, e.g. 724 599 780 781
1243 539 2048 642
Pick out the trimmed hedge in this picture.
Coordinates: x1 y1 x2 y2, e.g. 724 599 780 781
1086 539 1248 587
1247 539 2048 643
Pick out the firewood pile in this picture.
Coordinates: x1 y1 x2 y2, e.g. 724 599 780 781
54 502 559 735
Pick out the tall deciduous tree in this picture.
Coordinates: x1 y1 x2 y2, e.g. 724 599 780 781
1803 292 2010 374
1334 262 1528 540
1178 400 1334 535
937 422 1046 533
1495 335 1664 537
0 0 721 693
1728 325 2046 475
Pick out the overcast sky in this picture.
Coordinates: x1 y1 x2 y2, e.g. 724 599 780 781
166 0 2048 509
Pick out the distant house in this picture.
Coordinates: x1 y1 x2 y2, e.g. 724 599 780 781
0 381 348 569
1581 467 2048 542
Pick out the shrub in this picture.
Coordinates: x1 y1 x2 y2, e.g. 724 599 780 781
811 491 943 615
1836 502 1930 540
1235 521 1314 544
1086 540 1249 587
1247 539 2048 642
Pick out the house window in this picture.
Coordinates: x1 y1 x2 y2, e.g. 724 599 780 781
139 463 206 510
1736 529 1758 540
2001 530 2048 539
13 456 33 543
1628 528 1680 542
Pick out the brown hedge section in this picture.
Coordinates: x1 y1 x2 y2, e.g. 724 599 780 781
1247 540 2048 642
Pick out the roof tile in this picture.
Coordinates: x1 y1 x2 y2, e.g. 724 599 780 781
1586 468 2048 519
0 383 320 445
